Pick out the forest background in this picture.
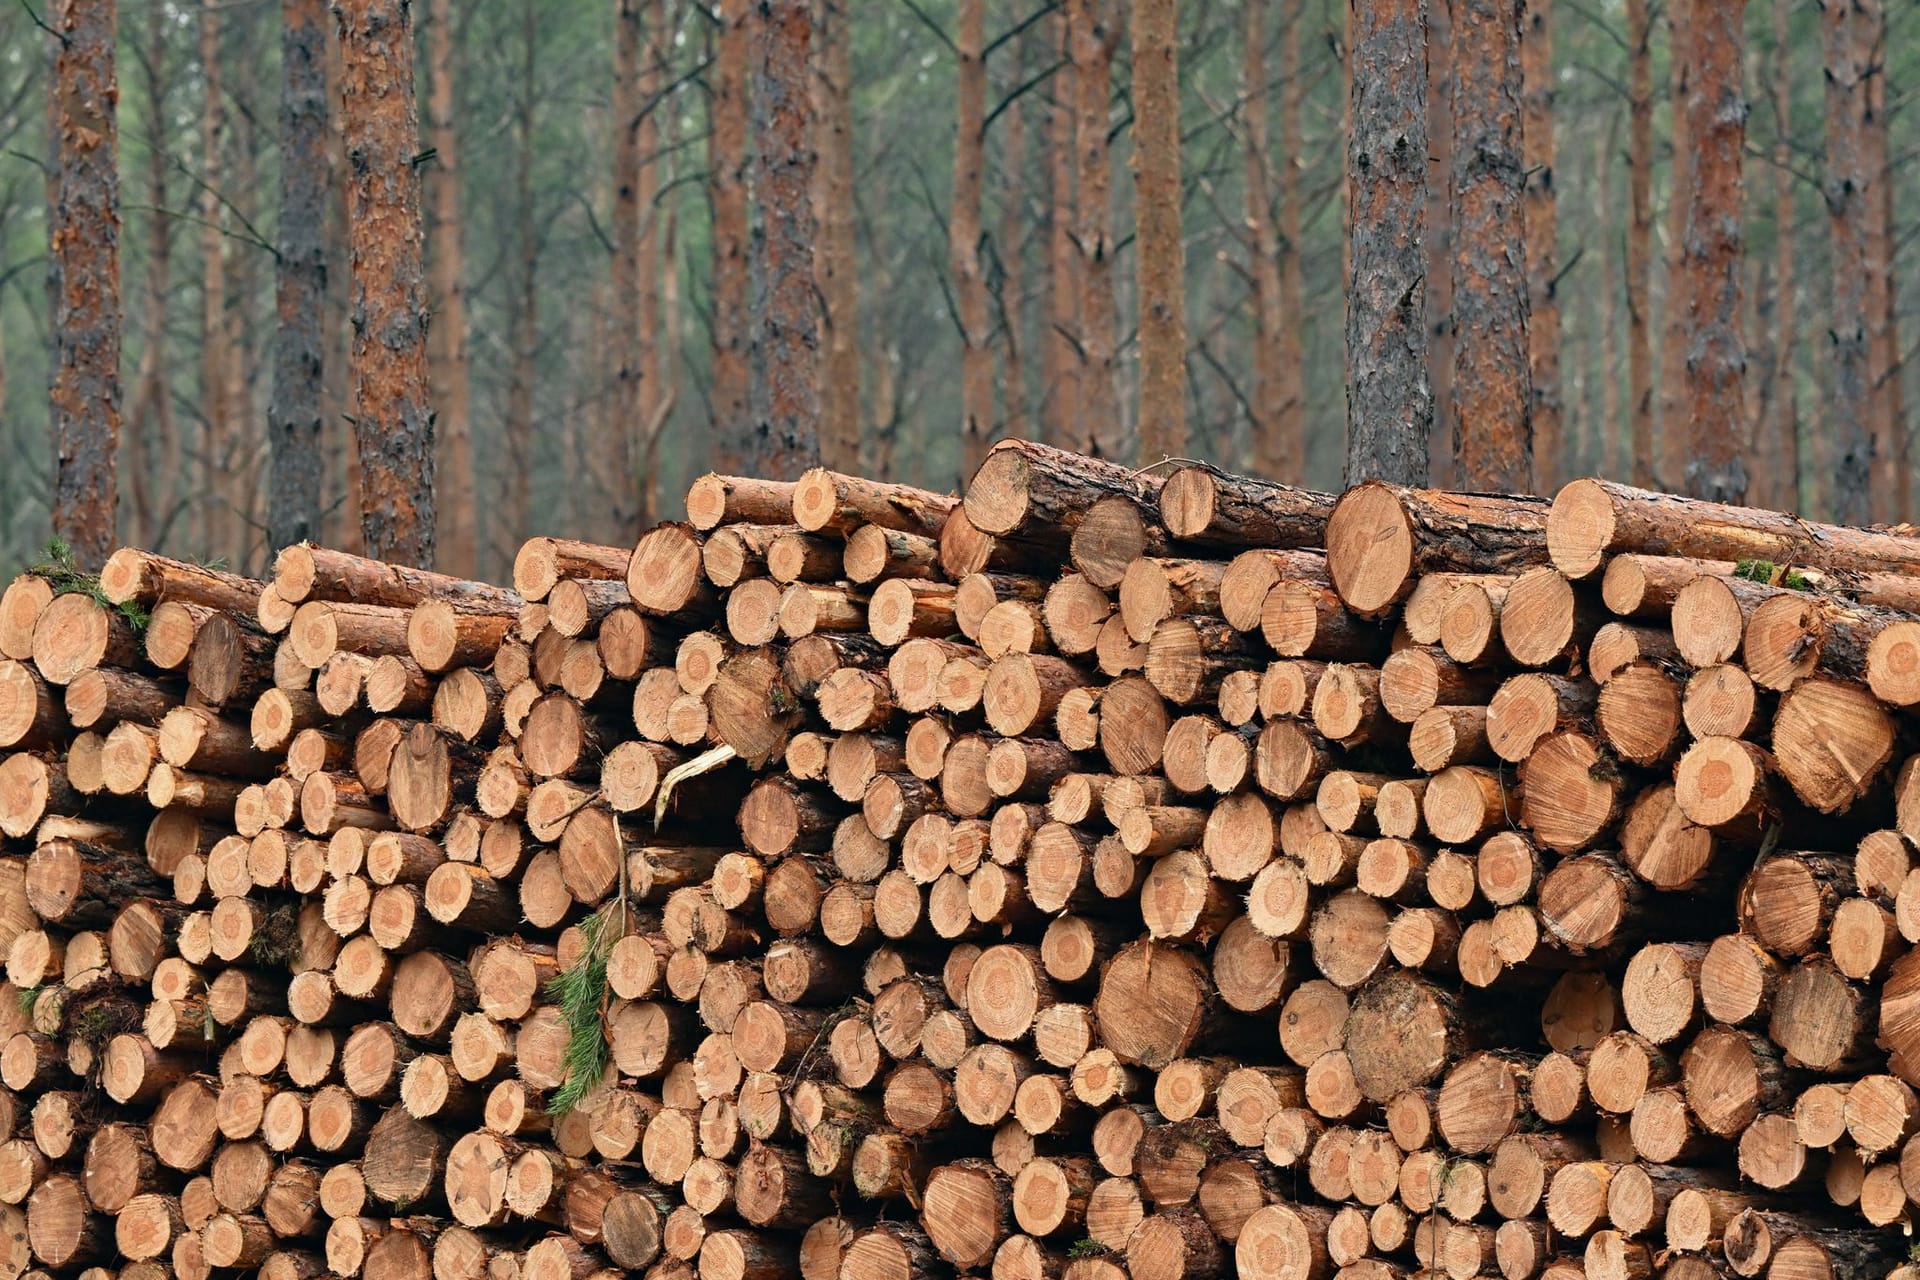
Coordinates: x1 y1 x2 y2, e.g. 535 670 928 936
0 0 1906 577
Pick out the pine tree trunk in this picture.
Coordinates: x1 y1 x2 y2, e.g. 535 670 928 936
952 0 994 478
1245 0 1287 481
334 0 436 567
504 0 536 560
1657 0 1693 492
1426 0 1454 488
130 0 172 550
814 0 860 473
1042 9 1083 452
610 0 642 541
199 0 231 558
997 49 1032 446
636 6 664 521
1276 2 1307 484
1862 7 1899 522
424 0 476 577
1069 0 1123 461
748 0 823 478
710 0 752 470
1768 0 1798 512
1345 0 1430 486
267 0 330 553
1626 0 1654 487
48 0 123 570
1823 0 1873 524
1681 0 1748 502
322 16 362 553
1522 0 1561 492
224 30 263 570
1449 0 1531 490
1131 0 1185 462
1597 120 1623 478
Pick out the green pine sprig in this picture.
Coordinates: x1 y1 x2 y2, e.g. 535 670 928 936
544 905 618 1116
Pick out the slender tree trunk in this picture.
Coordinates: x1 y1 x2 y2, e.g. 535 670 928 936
1878 69 1905 521
1824 0 1873 525
48 0 123 568
1450 0 1531 490
1862 7 1899 521
813 0 860 472
1245 0 1287 480
1626 0 1654 486
1768 0 1798 512
1679 0 1748 501
322 16 361 552
1425 0 1454 487
1344 0 1430 486
636 5 664 519
334 0 436 566
1276 2 1306 482
610 0 641 541
1656 0 1693 491
1522 0 1561 492
997 46 1032 446
130 0 172 549
1042 9 1082 452
504 0 536 560
1132 0 1185 461
1598 119 1623 479
225 27 263 570
709 0 752 471
1069 0 1123 461
199 0 230 558
748 0 824 477
424 0 475 575
267 0 330 552
953 0 994 478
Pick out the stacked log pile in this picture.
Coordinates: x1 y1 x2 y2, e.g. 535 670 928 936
0 443 1917 1279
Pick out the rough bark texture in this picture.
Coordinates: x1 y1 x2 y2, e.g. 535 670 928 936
199 0 232 559
1042 10 1084 453
1521 0 1560 492
1449 0 1531 491
710 0 752 470
129 0 173 549
1680 0 1748 503
952 0 994 479
1069 0 1123 461
1823 0 1873 525
423 0 476 577
1425 1 1454 488
1245 0 1288 481
610 0 643 541
814 0 860 473
1626 0 1654 487
1132 0 1185 462
1276 4 1307 485
997 48 1032 446
335 0 436 567
268 0 331 553
1766 0 1798 513
49 0 123 570
1345 0 1431 487
748 0 824 479
1861 6 1898 523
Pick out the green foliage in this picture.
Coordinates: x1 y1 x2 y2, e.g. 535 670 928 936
1068 1240 1111 1260
545 907 618 1116
29 538 149 632
1734 559 1812 591
15 986 41 1014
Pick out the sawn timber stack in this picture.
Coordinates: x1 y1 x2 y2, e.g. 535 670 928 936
0 442 1916 1278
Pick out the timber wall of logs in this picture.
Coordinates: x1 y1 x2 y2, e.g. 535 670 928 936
0 442 1917 1278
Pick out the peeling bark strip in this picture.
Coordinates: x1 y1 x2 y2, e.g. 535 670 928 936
710 0 752 470
1132 0 1185 462
1449 0 1531 492
1344 0 1430 486
268 0 331 553
334 0 436 568
1824 0 1874 525
747 0 824 480
49 0 124 570
1680 0 1748 503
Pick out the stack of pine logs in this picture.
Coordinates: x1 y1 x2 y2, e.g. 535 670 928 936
1 441 1919 1280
